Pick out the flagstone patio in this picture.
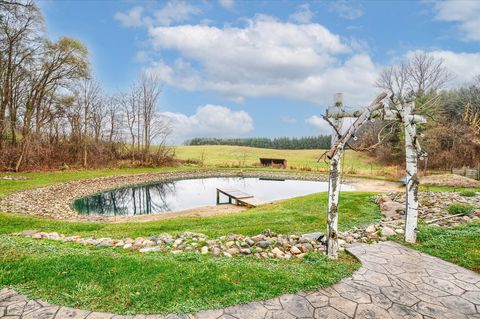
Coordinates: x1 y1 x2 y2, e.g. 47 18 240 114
1 241 479 319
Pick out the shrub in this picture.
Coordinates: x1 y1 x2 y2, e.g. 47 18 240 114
459 190 477 197
447 203 474 215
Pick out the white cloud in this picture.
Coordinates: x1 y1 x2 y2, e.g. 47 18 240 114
328 0 363 20
219 0 235 10
432 0 480 41
289 3 314 24
145 15 380 106
114 6 144 27
153 1 201 26
114 1 201 28
406 50 480 87
161 105 253 142
305 115 331 135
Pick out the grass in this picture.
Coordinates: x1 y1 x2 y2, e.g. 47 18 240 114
174 145 390 175
400 222 480 273
0 192 380 239
0 167 197 197
459 190 477 197
420 185 480 193
0 156 378 315
447 203 475 215
0 235 359 314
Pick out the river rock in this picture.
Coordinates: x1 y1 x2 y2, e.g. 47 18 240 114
381 227 396 237
300 232 324 243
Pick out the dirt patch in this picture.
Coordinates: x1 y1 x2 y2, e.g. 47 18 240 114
347 178 402 193
421 174 480 188
110 204 248 223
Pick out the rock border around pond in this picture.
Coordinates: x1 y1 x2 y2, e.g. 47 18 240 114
0 170 336 221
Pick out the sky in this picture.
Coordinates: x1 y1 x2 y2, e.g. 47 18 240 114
38 0 480 144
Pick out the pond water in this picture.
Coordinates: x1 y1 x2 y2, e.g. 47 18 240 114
72 177 354 216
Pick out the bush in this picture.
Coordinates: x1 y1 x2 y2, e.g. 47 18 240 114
447 203 474 215
459 190 477 197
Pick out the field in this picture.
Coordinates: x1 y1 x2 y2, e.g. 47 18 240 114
173 145 394 175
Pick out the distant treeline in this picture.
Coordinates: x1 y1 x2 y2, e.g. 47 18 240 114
184 136 331 149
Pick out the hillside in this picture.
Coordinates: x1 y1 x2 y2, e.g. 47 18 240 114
173 145 389 175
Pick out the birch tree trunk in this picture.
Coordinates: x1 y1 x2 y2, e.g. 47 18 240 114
403 101 419 243
327 145 342 259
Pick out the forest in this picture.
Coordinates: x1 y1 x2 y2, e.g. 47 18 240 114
0 1 172 171
185 136 332 150
355 53 480 170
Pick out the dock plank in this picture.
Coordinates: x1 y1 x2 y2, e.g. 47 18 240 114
216 188 266 207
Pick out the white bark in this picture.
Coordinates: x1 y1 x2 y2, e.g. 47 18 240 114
327 146 342 259
325 92 387 259
404 101 419 243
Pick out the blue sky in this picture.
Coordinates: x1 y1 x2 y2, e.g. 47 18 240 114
38 0 480 143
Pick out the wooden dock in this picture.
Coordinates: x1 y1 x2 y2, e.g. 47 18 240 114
216 188 267 207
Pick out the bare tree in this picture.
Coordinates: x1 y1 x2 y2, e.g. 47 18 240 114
376 52 452 100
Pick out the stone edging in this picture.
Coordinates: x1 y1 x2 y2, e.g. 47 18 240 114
0 170 332 221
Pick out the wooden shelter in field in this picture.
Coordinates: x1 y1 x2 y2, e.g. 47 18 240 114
259 158 287 168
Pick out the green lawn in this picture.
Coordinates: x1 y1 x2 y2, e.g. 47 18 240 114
0 167 196 197
400 222 480 273
174 145 389 175
0 165 380 315
0 235 359 315
0 192 380 239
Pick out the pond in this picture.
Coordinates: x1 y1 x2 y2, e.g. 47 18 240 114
72 177 354 216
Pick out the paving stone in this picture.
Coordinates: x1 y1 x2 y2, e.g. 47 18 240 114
422 277 465 295
6 302 26 316
279 294 314 317
313 306 348 319
355 304 393 319
370 294 393 309
23 306 59 319
363 270 391 287
454 273 480 284
453 280 480 292
264 310 296 319
85 312 114 319
463 291 480 305
438 295 477 314
328 297 357 317
224 302 267 319
23 300 44 315
338 289 371 304
305 292 329 308
263 298 282 310
380 286 420 306
195 309 224 319
388 304 423 319
414 301 468 319
55 307 91 318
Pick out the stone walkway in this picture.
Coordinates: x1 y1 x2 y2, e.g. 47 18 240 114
1 242 479 319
